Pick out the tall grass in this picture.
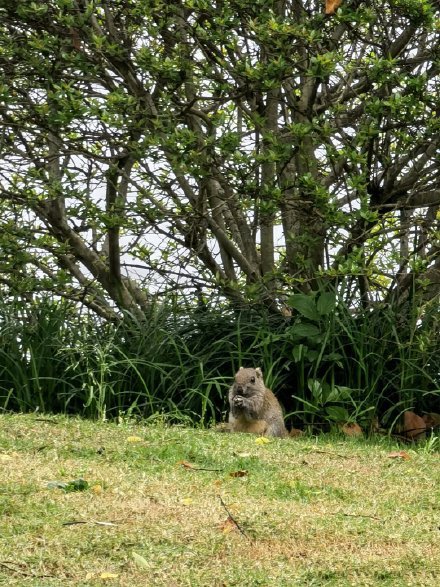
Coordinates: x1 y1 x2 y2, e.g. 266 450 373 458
0 297 81 413
0 293 438 429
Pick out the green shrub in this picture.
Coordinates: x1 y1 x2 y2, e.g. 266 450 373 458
0 292 438 429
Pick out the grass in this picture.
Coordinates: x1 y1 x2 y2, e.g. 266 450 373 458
0 414 439 586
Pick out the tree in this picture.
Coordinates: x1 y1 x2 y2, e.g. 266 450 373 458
0 0 439 320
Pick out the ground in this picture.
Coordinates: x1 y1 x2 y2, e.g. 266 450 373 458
0 414 439 586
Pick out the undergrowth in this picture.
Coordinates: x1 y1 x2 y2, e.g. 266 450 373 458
0 292 438 430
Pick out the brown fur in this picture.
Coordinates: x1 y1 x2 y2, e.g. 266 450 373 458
228 367 288 438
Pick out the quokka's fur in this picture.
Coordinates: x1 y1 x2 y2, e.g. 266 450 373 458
228 367 288 438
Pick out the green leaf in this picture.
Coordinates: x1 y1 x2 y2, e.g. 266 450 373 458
287 294 320 322
334 386 355 400
47 478 89 492
322 352 343 363
308 379 322 402
290 323 320 339
317 292 336 316
326 386 353 403
306 349 319 362
325 406 350 422
133 552 151 569
64 478 89 492
292 344 307 363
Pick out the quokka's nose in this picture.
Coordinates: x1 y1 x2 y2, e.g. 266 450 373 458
236 385 243 394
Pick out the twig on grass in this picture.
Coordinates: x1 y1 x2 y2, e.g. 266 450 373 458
331 512 382 521
0 561 53 579
218 495 252 541
307 449 353 459
178 460 223 472
62 519 118 527
190 466 224 471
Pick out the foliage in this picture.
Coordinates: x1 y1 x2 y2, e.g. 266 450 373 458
283 290 440 427
0 0 439 319
1 295 438 428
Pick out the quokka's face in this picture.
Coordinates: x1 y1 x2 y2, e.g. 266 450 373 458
232 367 262 396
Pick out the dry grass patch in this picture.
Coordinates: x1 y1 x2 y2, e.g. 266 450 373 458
0 414 439 586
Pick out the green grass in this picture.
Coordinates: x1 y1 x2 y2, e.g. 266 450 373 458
0 414 439 586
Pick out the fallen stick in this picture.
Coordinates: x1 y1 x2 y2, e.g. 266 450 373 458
218 495 252 541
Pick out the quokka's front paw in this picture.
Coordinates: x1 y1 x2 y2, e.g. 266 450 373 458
233 395 245 407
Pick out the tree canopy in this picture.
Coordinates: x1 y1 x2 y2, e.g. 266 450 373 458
1 0 439 320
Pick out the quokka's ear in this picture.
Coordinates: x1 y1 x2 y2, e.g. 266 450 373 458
255 367 263 378
239 366 244 370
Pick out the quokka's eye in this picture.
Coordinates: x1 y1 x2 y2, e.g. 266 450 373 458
250 377 255 383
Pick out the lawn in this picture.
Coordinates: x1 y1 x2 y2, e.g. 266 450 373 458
0 414 439 586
